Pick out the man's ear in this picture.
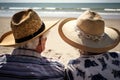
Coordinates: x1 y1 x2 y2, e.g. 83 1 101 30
41 37 47 51
41 37 47 44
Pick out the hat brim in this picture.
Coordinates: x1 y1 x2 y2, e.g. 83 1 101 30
58 18 120 53
0 20 60 47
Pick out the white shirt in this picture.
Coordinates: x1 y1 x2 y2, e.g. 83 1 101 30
66 52 120 80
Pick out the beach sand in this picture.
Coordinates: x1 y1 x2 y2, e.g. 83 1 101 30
0 17 120 66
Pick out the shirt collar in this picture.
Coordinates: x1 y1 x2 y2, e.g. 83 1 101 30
12 48 41 58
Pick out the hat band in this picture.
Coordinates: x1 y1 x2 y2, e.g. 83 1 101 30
15 22 45 43
75 27 104 41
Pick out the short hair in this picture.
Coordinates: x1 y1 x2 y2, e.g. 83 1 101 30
15 31 49 49
15 37 39 49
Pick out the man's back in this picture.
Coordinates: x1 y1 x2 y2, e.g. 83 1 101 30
0 49 65 80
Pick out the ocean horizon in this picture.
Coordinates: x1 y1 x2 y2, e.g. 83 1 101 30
0 3 120 18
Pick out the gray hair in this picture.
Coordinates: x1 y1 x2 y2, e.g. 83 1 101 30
16 31 49 49
15 37 39 49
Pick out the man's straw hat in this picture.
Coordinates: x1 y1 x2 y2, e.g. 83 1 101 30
0 9 59 47
58 10 120 53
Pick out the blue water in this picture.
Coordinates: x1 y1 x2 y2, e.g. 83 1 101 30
0 3 120 9
0 3 120 18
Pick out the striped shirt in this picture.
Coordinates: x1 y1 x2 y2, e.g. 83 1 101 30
0 48 65 80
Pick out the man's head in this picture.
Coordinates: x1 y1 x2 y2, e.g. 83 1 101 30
0 9 60 48
16 31 49 53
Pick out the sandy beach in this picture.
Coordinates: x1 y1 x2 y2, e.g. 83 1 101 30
0 17 120 66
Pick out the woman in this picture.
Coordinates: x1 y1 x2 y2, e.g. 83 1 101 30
58 10 120 80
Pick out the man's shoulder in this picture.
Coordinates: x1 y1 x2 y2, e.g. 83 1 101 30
0 54 64 68
0 54 9 62
41 57 65 68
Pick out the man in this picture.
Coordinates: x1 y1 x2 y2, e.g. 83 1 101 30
0 9 65 80
58 10 120 80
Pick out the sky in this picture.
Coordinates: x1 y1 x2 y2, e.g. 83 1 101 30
0 0 120 3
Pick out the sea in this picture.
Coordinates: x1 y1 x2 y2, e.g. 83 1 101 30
0 3 120 18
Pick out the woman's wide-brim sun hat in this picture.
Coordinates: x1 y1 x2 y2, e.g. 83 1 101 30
0 9 60 47
58 10 120 53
